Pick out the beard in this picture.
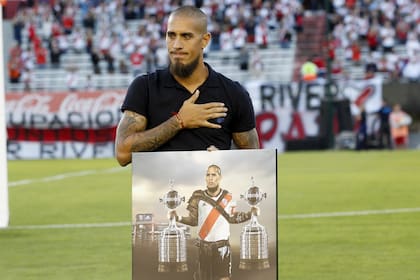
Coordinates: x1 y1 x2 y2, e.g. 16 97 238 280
169 55 200 78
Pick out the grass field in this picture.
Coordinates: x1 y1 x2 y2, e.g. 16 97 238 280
1 150 420 280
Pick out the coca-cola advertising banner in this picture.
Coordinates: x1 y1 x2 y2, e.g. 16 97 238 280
6 78 382 159
6 90 125 159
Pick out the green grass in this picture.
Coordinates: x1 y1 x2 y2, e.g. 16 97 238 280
278 150 420 280
1 150 420 279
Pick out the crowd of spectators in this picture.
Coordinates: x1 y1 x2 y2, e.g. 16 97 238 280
6 0 420 91
6 0 304 90
326 0 420 82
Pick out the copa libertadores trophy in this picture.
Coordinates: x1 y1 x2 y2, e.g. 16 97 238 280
158 180 188 272
239 177 270 270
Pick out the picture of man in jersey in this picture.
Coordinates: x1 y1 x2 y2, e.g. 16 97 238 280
170 164 258 280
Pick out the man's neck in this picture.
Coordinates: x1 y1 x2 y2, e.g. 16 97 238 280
173 63 209 94
206 188 221 197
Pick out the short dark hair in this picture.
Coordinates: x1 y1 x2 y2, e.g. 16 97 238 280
170 5 208 33
207 164 221 175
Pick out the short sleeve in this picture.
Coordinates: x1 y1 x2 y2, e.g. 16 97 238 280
120 74 149 117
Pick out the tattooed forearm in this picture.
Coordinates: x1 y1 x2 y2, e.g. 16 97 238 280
232 128 260 149
131 122 180 151
115 110 181 166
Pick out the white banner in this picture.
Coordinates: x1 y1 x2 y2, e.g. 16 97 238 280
5 79 382 159
245 78 382 150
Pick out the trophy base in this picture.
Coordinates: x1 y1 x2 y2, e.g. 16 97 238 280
158 262 188 273
239 258 270 270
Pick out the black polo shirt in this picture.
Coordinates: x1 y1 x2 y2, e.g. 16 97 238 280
121 63 256 151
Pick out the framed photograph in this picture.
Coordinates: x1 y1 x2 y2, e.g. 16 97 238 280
132 149 278 280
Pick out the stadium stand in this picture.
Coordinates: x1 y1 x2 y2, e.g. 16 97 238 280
3 0 419 93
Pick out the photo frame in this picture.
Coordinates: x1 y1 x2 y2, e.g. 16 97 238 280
132 149 278 280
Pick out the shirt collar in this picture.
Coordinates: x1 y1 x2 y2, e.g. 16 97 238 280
162 62 220 89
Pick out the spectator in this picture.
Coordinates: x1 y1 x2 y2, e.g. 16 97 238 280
130 45 145 77
402 56 420 82
364 53 378 79
8 56 22 83
121 28 136 56
279 15 294 49
133 25 150 55
12 10 25 45
124 2 138 20
356 105 368 150
232 22 248 50
376 99 392 149
385 50 401 80
331 58 345 80
56 33 70 54
65 66 80 91
40 12 54 43
119 59 130 74
106 33 121 73
395 16 410 45
82 8 97 31
90 47 102 74
21 66 34 91
9 41 22 59
49 38 62 69
238 46 249 71
406 32 420 59
350 40 362 65
219 25 234 51
254 20 269 49
366 27 379 52
84 74 96 91
250 48 264 79
34 44 48 69
244 16 257 43
379 20 396 53
69 27 86 53
85 28 94 54
155 42 168 69
390 104 412 149
294 8 304 33
21 45 35 72
312 54 326 78
300 56 318 82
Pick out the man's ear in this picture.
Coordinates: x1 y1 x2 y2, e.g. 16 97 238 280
202 32 211 49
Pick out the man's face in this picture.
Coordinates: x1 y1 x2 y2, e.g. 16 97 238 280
166 15 209 77
206 166 221 193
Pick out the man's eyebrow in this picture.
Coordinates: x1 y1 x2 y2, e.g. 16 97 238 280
167 31 194 36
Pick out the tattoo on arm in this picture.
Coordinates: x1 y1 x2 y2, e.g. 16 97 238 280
233 128 260 149
229 211 252 224
117 110 181 153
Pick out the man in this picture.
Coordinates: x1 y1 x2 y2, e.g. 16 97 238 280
390 104 412 149
376 99 392 149
171 165 256 280
115 6 260 166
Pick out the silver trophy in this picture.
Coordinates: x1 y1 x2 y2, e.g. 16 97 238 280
158 180 188 272
239 177 270 270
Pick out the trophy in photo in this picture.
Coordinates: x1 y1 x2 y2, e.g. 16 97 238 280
157 180 188 273
239 177 270 270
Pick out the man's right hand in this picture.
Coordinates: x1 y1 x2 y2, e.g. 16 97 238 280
177 89 228 129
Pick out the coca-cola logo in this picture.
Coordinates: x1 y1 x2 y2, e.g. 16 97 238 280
59 92 125 113
6 91 125 129
6 94 52 113
6 91 125 114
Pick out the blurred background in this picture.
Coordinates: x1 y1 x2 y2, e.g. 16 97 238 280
3 0 420 159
